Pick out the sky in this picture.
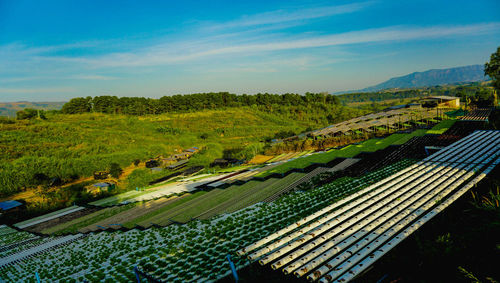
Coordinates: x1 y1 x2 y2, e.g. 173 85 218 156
0 0 499 102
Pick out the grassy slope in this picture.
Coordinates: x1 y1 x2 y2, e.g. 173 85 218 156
1 106 356 198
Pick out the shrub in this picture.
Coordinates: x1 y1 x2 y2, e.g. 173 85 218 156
109 163 123 178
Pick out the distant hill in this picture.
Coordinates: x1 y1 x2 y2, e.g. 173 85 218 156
340 65 489 94
0 101 66 117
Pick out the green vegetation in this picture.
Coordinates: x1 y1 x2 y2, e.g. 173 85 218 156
16 108 46 120
123 192 205 228
61 92 342 115
339 83 495 110
485 46 500 93
0 105 365 198
129 173 305 226
0 101 65 118
426 119 456 134
223 172 306 213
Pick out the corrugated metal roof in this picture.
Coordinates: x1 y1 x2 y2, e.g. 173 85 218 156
0 200 23 211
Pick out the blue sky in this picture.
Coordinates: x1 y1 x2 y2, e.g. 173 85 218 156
0 0 499 102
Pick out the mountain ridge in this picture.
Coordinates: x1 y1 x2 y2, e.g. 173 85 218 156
337 64 489 94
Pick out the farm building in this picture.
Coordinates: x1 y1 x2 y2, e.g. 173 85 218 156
93 171 110 180
86 182 116 196
173 152 191 160
424 96 460 108
145 159 161 168
160 157 177 166
150 167 163 172
167 159 189 170
0 200 24 213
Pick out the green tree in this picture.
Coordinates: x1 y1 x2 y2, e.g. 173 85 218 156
16 108 46 120
61 97 92 113
485 46 500 92
109 163 123 178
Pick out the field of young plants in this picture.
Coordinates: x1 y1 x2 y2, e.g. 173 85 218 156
11 120 456 237
0 159 415 282
2 115 495 283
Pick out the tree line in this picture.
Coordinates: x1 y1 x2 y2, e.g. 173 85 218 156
61 92 342 115
336 84 495 105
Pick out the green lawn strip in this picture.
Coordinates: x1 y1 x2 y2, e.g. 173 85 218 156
90 190 146 206
218 164 255 173
143 189 230 226
42 202 139 235
224 172 307 213
123 192 204 228
426 119 456 134
195 178 285 219
91 180 183 207
167 180 282 223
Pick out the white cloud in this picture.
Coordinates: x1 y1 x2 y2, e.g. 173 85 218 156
68 22 500 68
207 2 374 30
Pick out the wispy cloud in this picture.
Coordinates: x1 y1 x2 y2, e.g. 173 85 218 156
1 22 498 72
207 2 374 30
62 22 500 68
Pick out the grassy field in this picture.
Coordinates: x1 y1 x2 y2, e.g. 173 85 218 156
426 119 456 134
256 121 454 177
123 192 204 228
1 105 365 199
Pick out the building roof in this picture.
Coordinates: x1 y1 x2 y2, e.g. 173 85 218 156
428 96 459 100
93 182 110 187
0 200 23 211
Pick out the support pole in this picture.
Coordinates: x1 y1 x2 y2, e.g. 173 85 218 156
227 254 239 282
134 266 141 283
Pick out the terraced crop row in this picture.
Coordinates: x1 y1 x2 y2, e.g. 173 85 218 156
238 130 500 283
197 172 307 220
1 159 415 282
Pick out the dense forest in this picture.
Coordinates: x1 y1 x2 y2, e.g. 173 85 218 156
58 83 494 117
61 92 341 115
